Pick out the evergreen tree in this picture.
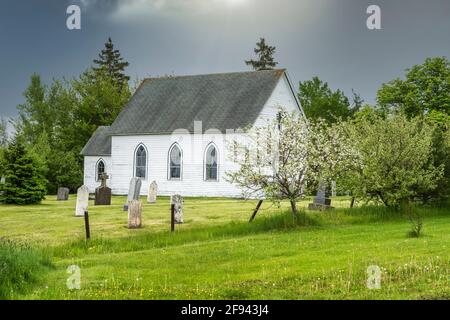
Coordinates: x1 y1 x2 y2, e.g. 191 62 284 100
0 137 47 205
0 117 8 148
93 37 130 89
0 118 7 179
245 38 278 71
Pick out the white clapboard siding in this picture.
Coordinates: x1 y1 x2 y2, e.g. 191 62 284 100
83 72 302 197
83 156 112 193
253 73 302 127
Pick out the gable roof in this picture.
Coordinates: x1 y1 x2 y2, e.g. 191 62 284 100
80 126 112 156
108 69 287 135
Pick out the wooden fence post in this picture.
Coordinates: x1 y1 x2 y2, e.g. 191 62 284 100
171 204 175 232
84 210 91 240
249 200 264 223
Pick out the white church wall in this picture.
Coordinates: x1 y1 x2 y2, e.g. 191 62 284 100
110 132 243 197
253 73 302 128
83 156 112 193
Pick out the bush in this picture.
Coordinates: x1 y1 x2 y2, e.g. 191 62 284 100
0 137 47 204
340 111 443 207
0 239 51 299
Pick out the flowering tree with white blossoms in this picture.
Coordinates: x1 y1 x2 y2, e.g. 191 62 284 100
226 110 355 218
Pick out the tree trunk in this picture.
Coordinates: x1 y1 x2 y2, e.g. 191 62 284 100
290 200 298 218
350 197 355 208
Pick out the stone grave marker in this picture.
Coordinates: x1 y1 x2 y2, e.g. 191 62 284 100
95 173 111 206
57 187 70 201
147 181 157 203
75 185 89 217
308 181 333 211
128 200 142 229
171 194 184 224
123 177 142 211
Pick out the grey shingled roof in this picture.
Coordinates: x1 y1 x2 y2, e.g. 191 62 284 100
80 126 112 156
109 69 287 135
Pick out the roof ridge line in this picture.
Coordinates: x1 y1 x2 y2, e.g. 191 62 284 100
142 69 286 81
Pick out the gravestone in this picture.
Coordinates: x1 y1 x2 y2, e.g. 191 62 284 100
128 200 142 229
331 181 337 197
95 173 111 206
75 185 89 217
123 177 142 211
57 187 70 201
171 194 184 224
147 181 157 203
308 181 333 211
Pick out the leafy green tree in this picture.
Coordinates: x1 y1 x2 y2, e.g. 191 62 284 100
16 74 56 146
93 37 130 89
0 137 47 204
245 38 278 71
13 67 130 194
377 57 450 123
70 69 131 151
339 111 443 207
377 57 450 201
12 37 132 195
426 120 450 202
298 77 354 124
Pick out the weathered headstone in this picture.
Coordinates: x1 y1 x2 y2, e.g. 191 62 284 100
171 194 184 224
57 187 70 201
123 177 142 211
331 181 337 197
147 181 157 203
95 173 111 206
308 181 333 211
75 185 89 217
128 200 142 229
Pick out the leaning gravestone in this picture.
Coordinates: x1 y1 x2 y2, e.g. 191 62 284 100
171 194 184 224
123 178 142 211
128 200 142 229
147 181 157 204
75 185 89 217
308 181 333 211
95 173 111 206
57 187 70 201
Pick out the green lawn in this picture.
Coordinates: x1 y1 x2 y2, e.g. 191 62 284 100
0 196 449 300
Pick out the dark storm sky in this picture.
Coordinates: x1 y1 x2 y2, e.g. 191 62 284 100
0 0 449 122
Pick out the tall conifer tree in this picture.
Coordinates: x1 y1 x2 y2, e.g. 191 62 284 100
93 37 130 89
246 38 278 71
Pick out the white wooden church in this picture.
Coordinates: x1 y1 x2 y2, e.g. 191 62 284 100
81 69 304 197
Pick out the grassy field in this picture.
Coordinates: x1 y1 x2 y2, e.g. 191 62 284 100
0 196 449 300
